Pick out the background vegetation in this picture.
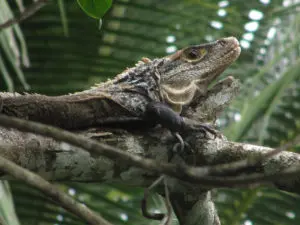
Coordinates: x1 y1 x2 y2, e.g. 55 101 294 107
1 0 300 224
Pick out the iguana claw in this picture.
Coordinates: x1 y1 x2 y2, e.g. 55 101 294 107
167 132 193 162
191 123 219 139
182 118 219 139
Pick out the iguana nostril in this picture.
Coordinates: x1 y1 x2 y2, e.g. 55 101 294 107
218 39 227 46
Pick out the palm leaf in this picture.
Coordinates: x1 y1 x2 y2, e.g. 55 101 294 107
1 0 300 225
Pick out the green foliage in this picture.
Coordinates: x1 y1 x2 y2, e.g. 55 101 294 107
1 0 300 225
0 182 20 225
216 188 299 225
10 182 162 225
225 58 300 141
58 0 69 36
77 0 112 18
0 0 30 91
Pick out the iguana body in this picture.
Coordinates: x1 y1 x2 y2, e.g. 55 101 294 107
0 37 240 130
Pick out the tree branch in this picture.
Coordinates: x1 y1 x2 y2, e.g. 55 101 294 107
0 114 299 190
0 152 112 225
170 192 220 225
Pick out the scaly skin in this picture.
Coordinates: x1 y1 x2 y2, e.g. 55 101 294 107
0 37 240 130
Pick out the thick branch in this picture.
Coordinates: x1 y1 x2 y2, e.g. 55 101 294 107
0 117 299 192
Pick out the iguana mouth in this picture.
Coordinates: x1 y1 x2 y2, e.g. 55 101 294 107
219 37 241 61
225 38 241 57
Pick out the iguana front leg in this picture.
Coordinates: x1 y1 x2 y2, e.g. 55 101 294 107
145 102 217 134
145 102 217 159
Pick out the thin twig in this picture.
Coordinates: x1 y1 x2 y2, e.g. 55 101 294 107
142 176 165 220
160 178 172 225
0 154 112 225
0 0 49 30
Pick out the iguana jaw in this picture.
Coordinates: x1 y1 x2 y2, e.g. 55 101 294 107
159 37 241 112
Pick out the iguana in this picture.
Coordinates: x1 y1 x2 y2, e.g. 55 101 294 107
0 37 241 222
0 37 240 133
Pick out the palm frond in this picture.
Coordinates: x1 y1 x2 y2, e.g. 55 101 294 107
1 0 300 225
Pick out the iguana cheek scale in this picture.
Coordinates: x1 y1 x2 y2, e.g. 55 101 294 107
0 37 240 131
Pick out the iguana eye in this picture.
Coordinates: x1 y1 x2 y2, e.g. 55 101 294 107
183 48 207 62
188 49 199 59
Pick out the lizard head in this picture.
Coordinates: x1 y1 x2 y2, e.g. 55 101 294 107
158 37 241 112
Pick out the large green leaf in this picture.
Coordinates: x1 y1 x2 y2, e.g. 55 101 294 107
77 0 112 18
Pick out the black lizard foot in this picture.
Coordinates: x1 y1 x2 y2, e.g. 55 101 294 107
190 123 219 139
172 142 193 159
167 132 193 162
182 118 220 139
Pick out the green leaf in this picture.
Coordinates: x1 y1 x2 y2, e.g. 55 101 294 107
57 0 69 36
77 0 112 19
225 58 300 141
